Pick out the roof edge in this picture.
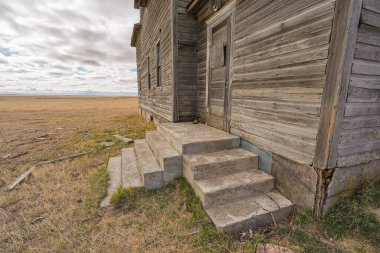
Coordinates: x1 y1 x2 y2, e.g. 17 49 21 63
130 23 142 47
134 0 147 9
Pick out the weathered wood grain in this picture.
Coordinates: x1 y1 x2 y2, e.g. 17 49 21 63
336 0 380 167
313 0 362 168
136 0 174 122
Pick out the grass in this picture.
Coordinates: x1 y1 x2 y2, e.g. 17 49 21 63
1 96 379 252
84 166 109 213
110 186 146 209
107 178 380 253
322 181 380 244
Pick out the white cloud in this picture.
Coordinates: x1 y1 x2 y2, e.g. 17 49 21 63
0 0 139 95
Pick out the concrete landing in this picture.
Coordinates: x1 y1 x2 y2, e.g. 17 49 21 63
158 123 240 154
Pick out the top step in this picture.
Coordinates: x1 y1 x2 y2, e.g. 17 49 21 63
158 123 240 155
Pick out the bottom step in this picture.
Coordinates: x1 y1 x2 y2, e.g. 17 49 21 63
206 191 293 234
100 156 122 207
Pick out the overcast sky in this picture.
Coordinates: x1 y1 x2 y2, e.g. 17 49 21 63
0 0 139 95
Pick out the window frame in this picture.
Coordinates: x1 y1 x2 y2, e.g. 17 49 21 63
156 41 161 87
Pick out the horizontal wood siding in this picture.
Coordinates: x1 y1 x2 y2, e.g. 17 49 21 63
137 0 173 122
178 0 198 121
337 1 380 167
229 0 336 164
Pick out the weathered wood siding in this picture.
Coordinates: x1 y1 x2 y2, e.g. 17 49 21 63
137 0 173 122
229 0 336 164
337 0 380 167
195 3 213 121
177 0 198 121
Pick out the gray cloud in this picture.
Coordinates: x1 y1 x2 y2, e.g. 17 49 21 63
0 0 139 94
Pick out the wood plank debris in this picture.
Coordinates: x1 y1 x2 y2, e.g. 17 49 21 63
113 134 133 144
2 152 28 159
100 142 114 147
31 214 46 224
5 152 88 191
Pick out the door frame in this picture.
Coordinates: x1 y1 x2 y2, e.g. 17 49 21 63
205 0 236 132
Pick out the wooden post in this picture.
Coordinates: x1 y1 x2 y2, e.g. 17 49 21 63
313 0 363 169
172 0 179 122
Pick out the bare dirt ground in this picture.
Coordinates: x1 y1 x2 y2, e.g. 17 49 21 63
0 96 378 253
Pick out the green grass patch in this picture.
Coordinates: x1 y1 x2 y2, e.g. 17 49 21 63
110 186 146 209
322 181 380 244
84 166 108 213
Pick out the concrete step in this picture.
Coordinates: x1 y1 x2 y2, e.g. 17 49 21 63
145 131 182 182
193 170 274 208
100 156 122 207
121 148 143 188
134 139 164 189
157 122 240 155
206 190 294 234
183 148 258 183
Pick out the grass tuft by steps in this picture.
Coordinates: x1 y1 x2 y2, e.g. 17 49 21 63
110 186 146 209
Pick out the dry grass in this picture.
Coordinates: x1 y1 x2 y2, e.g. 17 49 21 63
0 96 154 252
0 96 378 253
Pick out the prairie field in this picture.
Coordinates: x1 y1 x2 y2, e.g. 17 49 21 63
0 96 379 253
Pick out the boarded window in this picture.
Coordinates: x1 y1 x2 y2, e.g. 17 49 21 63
210 42 225 69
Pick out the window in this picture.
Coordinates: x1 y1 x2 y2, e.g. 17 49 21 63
138 65 141 92
147 57 151 89
156 41 161 87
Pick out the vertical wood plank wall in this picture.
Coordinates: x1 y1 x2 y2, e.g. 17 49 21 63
196 4 213 121
196 0 337 165
337 1 380 167
177 0 198 121
137 0 173 122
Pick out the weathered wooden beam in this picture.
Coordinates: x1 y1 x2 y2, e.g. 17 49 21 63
172 0 179 122
313 0 363 169
187 0 203 14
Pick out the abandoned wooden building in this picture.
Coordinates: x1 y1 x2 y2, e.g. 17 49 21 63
114 0 380 233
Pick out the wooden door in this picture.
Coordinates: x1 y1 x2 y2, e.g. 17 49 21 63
207 18 232 131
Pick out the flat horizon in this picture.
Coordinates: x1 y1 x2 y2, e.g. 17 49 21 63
0 92 138 97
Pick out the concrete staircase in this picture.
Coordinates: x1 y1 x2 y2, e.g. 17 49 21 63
105 122 293 233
